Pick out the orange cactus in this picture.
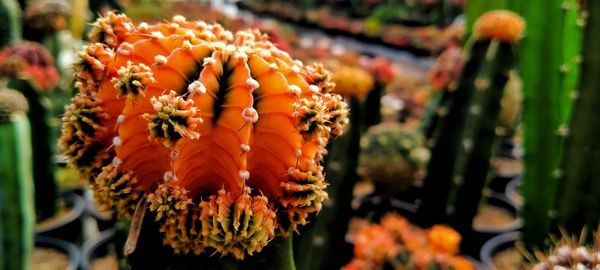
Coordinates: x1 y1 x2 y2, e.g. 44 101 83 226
474 10 525 43
59 12 348 259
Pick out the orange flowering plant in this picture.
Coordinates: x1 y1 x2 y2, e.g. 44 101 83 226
344 213 474 270
59 12 348 260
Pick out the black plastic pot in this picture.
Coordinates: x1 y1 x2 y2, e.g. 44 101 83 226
35 235 81 270
505 178 522 206
488 174 521 194
455 193 521 258
80 229 118 270
473 193 521 236
479 232 520 270
354 194 418 222
36 193 86 244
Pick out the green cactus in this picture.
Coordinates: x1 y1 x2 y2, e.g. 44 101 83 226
416 10 523 242
0 0 22 48
553 0 600 234
358 122 429 197
520 0 583 249
0 87 35 270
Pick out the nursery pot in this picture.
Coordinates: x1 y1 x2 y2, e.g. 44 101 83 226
479 231 520 270
354 194 418 222
505 177 522 206
80 229 120 270
36 193 86 244
34 235 81 270
458 193 521 258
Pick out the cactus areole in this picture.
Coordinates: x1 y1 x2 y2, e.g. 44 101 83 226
59 12 349 259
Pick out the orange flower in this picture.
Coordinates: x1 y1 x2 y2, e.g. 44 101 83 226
474 10 525 43
427 225 462 255
59 12 348 259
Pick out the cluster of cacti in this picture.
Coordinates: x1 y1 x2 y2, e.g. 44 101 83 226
0 41 60 220
358 122 429 196
553 0 599 235
530 229 600 270
59 12 349 259
0 87 35 270
520 0 583 248
344 213 474 270
416 10 523 246
0 0 22 48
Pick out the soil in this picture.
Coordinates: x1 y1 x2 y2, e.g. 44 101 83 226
473 205 515 229
91 253 119 270
493 158 523 176
30 247 70 270
492 247 524 270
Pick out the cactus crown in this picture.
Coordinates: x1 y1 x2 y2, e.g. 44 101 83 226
474 10 525 43
59 12 348 259
530 229 600 270
0 88 29 122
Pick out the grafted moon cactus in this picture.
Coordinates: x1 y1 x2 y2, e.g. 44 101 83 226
59 12 349 259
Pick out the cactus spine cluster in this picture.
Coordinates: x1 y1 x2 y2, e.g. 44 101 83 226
0 0 21 48
416 11 523 248
0 88 35 270
530 229 600 270
59 12 348 260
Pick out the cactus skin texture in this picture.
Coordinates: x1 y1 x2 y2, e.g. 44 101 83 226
0 88 35 270
520 0 583 249
554 0 600 234
59 12 348 262
416 11 523 253
0 0 22 48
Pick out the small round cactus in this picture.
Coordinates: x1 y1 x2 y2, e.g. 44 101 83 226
59 12 349 259
530 229 600 270
0 87 28 121
358 122 429 195
474 10 525 43
0 42 60 91
331 64 374 99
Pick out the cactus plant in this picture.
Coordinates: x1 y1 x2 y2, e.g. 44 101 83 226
344 213 474 270
520 0 583 249
553 0 600 234
0 0 22 48
0 42 60 221
0 88 35 270
58 12 348 265
416 11 524 250
358 122 429 197
529 228 600 270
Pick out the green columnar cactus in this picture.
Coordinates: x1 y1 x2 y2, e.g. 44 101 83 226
0 0 22 48
0 42 61 221
520 0 582 249
0 88 35 270
417 11 524 233
554 0 600 233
